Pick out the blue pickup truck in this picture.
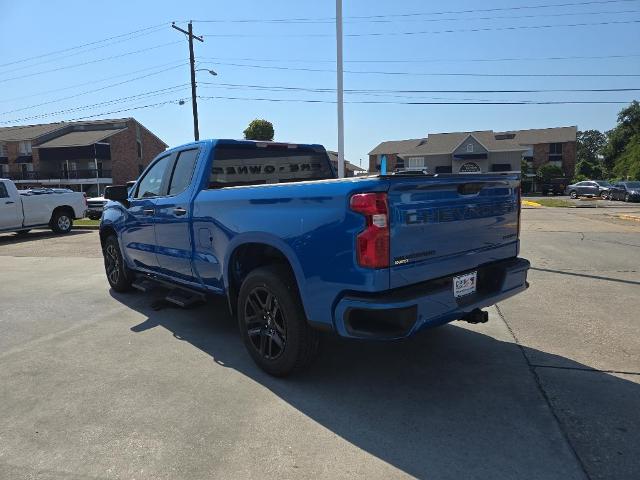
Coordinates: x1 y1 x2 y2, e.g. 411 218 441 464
100 139 529 376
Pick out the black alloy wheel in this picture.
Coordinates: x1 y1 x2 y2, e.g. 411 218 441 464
103 235 133 292
237 265 319 376
244 286 287 361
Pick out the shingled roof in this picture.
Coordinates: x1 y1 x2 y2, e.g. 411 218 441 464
368 138 426 156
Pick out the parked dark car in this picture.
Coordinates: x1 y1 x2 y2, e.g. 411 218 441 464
564 180 609 199
541 177 568 195
608 181 640 202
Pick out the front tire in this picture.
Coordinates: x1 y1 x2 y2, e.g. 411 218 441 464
103 235 134 292
600 191 608 199
51 210 73 234
569 190 578 199
237 265 319 377
625 193 631 202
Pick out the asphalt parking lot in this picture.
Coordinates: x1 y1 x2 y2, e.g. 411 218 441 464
1 207 639 480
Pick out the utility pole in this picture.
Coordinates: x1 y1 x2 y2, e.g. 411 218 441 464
172 21 203 141
335 0 345 178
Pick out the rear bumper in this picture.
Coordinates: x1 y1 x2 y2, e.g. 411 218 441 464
333 257 530 339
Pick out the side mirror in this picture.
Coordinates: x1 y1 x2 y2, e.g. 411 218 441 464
104 185 129 202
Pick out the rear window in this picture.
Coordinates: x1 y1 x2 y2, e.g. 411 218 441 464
208 144 334 188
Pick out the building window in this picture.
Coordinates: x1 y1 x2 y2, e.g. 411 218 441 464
19 141 32 155
459 162 481 173
0 142 7 157
136 140 142 159
434 166 452 174
491 163 512 172
466 143 474 153
1 164 8 176
495 133 516 140
407 157 425 169
395 157 405 170
549 143 563 163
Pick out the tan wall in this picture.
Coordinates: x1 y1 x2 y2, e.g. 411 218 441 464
489 151 521 171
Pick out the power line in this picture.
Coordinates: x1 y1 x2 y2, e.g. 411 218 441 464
201 18 640 37
0 41 183 84
197 95 633 105
0 64 187 115
189 7 640 27
190 0 640 23
201 61 640 77
58 98 190 123
201 52 640 64
0 23 169 68
0 60 185 104
197 82 640 94
0 85 190 124
1 26 168 75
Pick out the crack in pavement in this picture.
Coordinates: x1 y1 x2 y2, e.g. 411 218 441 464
494 303 591 480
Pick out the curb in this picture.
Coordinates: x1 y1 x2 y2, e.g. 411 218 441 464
74 225 100 230
611 214 640 223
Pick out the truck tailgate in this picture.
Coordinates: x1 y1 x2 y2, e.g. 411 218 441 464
387 174 520 289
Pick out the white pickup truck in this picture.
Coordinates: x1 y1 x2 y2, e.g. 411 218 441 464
0 178 86 235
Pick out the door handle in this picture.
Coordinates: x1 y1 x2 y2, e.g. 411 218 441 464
5 201 15 204
143 208 155 216
173 207 187 216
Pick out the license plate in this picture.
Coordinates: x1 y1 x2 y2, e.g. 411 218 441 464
453 271 477 298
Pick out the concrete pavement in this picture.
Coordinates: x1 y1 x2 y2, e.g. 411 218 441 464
0 207 638 479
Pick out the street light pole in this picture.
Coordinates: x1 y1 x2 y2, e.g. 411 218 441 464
336 0 345 178
172 21 204 141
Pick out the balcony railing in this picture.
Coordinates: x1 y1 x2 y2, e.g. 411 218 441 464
6 169 112 181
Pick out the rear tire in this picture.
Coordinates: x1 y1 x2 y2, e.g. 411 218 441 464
569 190 578 199
50 210 73 234
625 193 631 202
237 265 319 377
102 235 134 292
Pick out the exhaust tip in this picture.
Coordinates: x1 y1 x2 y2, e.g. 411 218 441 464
461 308 489 324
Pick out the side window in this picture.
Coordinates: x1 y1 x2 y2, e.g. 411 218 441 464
168 149 199 196
0 182 8 199
134 155 172 199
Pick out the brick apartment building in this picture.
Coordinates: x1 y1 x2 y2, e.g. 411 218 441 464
0 118 167 196
368 126 577 181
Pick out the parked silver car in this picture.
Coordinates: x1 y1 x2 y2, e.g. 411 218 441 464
565 180 611 199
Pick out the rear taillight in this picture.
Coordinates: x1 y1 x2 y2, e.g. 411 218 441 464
350 192 389 269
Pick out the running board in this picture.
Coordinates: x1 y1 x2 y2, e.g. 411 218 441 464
164 289 206 308
132 278 156 293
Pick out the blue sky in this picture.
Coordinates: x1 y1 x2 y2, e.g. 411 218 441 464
1 0 639 167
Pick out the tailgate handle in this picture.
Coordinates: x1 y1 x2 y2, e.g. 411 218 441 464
458 183 484 195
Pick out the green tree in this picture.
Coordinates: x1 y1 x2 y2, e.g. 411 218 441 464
576 129 607 179
612 135 640 180
520 158 529 175
575 158 605 180
577 129 607 164
536 163 563 181
604 101 640 178
243 119 274 141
